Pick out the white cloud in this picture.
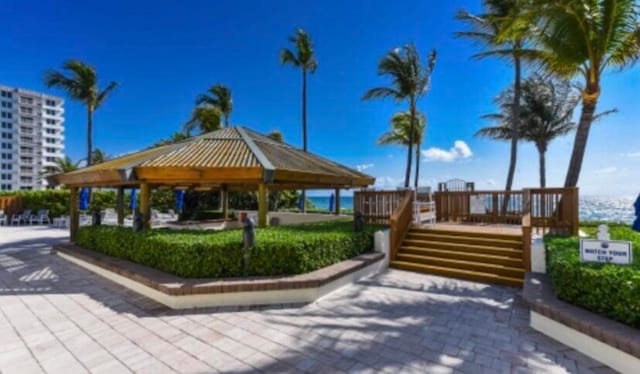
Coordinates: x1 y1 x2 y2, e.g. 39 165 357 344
626 152 640 158
373 176 402 190
422 141 473 162
594 167 629 176
486 179 496 187
356 163 374 172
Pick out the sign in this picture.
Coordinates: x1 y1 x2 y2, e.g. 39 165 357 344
469 196 486 215
580 239 633 265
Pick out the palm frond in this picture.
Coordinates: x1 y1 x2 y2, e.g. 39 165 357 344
362 87 402 101
95 81 118 108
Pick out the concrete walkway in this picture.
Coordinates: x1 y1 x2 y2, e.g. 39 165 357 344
0 226 615 373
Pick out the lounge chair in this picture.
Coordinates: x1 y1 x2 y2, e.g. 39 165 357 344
0 210 7 225
101 208 118 224
11 210 31 225
79 213 92 226
30 210 51 225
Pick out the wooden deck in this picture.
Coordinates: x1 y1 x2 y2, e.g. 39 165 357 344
414 222 522 236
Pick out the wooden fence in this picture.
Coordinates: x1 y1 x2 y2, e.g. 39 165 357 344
353 190 407 224
354 187 579 236
389 191 413 260
0 196 23 217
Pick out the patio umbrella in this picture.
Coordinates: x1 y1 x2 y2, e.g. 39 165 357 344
130 188 137 210
328 193 335 213
79 188 89 211
175 190 184 212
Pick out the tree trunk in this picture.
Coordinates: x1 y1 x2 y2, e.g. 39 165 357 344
564 96 598 187
87 107 93 167
502 54 521 214
538 144 546 188
414 139 421 189
405 98 416 189
301 68 307 212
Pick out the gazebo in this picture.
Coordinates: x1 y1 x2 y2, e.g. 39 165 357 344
48 126 375 239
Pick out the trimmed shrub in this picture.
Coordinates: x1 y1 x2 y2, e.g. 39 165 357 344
75 220 381 278
546 226 640 327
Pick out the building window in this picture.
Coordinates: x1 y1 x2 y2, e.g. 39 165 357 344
46 119 56 125
1 112 12 119
1 133 12 139
1 143 12 150
1 102 12 109
20 107 33 114
20 117 34 123
1 122 12 129
21 96 33 104
45 129 56 135
1 153 12 160
20 167 33 173
1 173 12 181
1 91 12 98
1 163 12 170
20 157 33 163
45 109 56 115
45 157 56 162
45 99 57 106
46 147 56 153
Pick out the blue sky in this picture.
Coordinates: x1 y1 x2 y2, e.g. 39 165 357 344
1 0 638 196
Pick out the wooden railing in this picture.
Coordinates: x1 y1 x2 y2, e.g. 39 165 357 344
0 196 23 216
354 190 407 224
434 187 579 235
389 191 413 260
522 189 532 272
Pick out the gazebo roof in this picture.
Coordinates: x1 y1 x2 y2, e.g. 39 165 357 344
49 126 375 189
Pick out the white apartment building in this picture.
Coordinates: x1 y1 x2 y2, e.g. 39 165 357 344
0 85 65 191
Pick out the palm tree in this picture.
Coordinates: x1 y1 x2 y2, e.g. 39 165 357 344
90 148 110 165
43 156 80 175
477 74 580 187
280 28 318 152
281 28 318 212
266 130 284 143
195 85 233 127
531 0 640 187
378 111 427 189
363 45 436 188
151 132 191 148
44 60 118 168
456 0 533 193
183 106 222 135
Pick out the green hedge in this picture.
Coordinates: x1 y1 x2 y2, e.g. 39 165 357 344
75 221 381 278
546 226 640 327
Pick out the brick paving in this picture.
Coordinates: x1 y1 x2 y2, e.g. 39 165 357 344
0 226 616 373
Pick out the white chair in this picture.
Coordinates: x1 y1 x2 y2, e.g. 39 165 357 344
30 210 50 225
79 213 92 226
53 216 69 228
0 210 7 226
12 210 31 225
101 208 118 224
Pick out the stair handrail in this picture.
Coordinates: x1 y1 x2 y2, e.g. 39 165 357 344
389 190 414 261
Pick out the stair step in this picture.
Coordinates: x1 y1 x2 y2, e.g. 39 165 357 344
398 247 524 267
405 232 521 248
402 240 523 258
390 261 524 288
395 253 525 278
410 228 522 241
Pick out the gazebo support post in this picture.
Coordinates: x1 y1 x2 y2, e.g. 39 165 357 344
222 185 229 219
139 182 151 229
116 187 125 226
258 183 268 227
69 186 79 242
334 188 341 215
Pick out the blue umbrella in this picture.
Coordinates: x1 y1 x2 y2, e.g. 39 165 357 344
298 193 304 211
175 190 184 212
130 188 137 210
79 188 89 211
328 193 335 212
633 194 640 232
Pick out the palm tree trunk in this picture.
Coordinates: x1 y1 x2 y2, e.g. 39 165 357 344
564 96 598 187
301 68 308 212
414 139 421 189
538 145 546 188
405 98 416 189
503 55 521 214
87 107 93 167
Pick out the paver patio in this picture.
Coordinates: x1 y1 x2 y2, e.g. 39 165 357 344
0 226 616 374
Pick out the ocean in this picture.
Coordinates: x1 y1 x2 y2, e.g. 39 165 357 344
308 195 638 224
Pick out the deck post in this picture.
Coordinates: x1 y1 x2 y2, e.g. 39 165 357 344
334 188 341 215
522 189 532 272
258 183 268 228
139 182 151 229
116 187 125 226
69 187 79 242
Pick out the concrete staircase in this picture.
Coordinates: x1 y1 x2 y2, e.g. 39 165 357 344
390 226 525 287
